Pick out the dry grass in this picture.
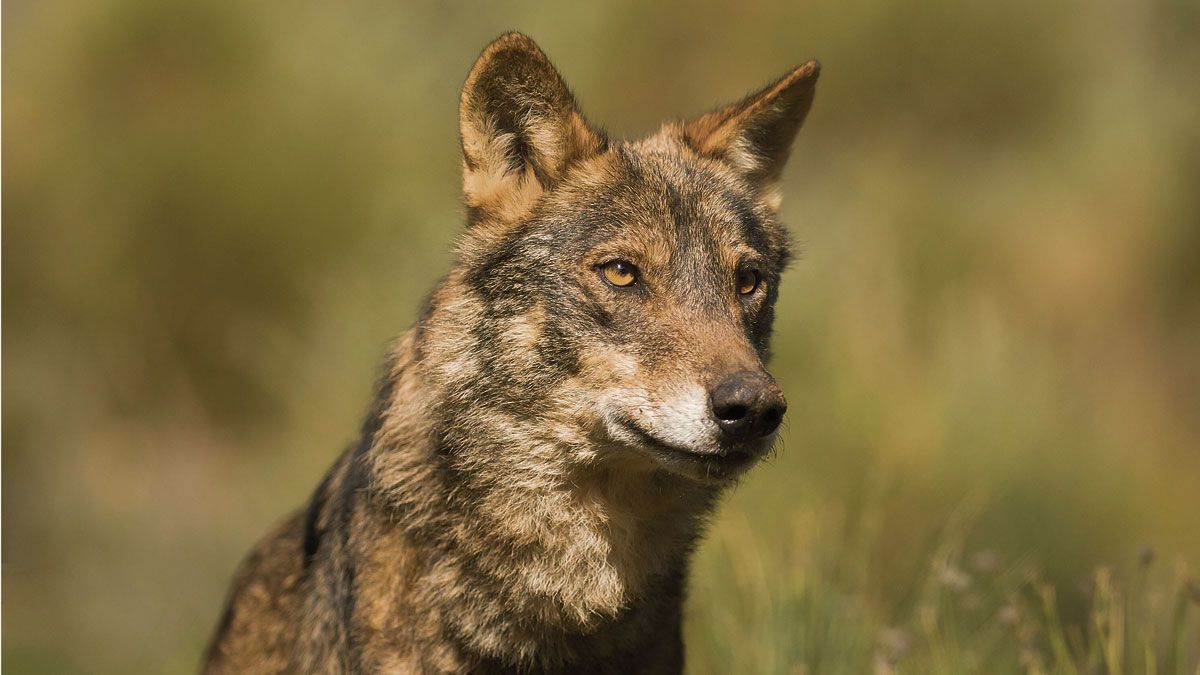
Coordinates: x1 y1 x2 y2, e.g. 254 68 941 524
688 498 1200 674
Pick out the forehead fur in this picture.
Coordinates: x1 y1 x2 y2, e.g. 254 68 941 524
504 134 791 268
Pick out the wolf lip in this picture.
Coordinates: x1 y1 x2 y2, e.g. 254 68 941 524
619 420 760 471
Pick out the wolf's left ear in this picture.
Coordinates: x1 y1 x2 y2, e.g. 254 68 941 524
459 32 606 222
679 61 820 192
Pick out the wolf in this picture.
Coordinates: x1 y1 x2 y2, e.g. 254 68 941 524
203 31 819 674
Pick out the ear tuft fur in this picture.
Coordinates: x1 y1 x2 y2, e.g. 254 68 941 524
678 60 820 187
459 32 606 223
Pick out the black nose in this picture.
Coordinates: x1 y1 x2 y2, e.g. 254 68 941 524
708 371 787 442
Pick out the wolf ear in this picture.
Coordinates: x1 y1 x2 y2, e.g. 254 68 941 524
679 61 820 190
459 32 606 222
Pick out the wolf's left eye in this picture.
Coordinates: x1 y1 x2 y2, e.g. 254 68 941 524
600 260 639 288
736 269 761 296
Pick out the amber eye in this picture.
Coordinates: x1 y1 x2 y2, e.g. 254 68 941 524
736 269 761 296
600 260 639 288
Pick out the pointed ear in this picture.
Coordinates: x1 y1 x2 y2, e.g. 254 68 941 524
459 32 606 222
679 61 820 188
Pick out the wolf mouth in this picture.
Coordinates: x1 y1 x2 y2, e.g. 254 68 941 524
618 419 759 473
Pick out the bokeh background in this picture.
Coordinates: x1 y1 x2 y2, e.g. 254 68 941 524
4 0 1199 672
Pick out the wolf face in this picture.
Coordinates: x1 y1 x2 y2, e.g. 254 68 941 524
421 33 819 485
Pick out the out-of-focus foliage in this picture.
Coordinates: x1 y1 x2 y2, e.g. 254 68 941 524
3 0 1199 672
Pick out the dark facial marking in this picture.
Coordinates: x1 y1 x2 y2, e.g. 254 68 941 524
722 189 771 256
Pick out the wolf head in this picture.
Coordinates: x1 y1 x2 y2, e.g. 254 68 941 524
417 33 818 485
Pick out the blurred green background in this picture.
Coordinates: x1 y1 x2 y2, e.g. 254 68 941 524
4 0 1199 672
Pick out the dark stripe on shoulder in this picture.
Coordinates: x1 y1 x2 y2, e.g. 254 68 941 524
301 460 339 569
304 360 399 569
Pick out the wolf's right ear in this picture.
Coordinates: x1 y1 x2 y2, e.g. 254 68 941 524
459 33 606 223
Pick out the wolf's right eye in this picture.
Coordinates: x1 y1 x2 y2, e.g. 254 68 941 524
736 269 761 296
599 260 639 288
